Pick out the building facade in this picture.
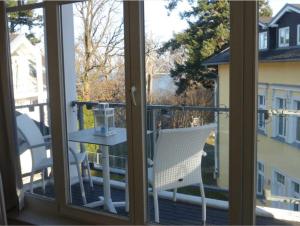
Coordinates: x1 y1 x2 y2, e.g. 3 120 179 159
205 4 300 211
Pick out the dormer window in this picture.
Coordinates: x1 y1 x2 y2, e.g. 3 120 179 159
279 27 290 47
259 31 267 50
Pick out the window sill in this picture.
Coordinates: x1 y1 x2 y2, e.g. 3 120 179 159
6 194 82 225
7 192 129 225
7 207 82 225
257 129 267 136
278 45 290 49
271 136 286 143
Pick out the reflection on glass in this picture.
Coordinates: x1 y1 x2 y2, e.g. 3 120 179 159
8 8 55 199
145 0 229 224
60 1 128 217
256 1 300 224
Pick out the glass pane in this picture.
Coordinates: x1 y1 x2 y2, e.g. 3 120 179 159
256 1 300 224
60 1 128 217
7 8 55 199
6 0 43 7
144 1 229 224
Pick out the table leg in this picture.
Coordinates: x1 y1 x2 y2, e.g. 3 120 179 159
102 145 117 213
84 145 127 213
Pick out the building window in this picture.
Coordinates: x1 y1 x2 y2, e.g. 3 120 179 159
297 25 300 45
279 27 290 47
258 95 266 130
293 182 300 194
257 162 264 195
276 172 285 185
276 98 287 137
295 101 300 142
259 31 268 50
292 181 300 211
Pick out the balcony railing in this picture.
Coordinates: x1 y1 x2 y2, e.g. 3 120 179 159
15 101 300 224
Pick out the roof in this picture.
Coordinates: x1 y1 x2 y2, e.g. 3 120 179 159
291 4 300 10
203 47 300 66
269 4 300 27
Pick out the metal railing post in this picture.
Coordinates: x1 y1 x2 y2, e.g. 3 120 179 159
150 109 157 160
39 104 46 135
77 104 87 176
77 104 86 154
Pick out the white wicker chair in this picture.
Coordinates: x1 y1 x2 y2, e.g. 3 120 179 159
148 124 216 223
17 114 93 204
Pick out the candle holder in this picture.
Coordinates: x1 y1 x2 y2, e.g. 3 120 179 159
93 102 116 136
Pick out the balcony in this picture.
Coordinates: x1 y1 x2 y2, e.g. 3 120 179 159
15 101 300 225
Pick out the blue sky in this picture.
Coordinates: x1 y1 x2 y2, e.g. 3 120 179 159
145 0 300 42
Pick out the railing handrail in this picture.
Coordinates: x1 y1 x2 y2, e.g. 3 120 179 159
71 100 229 112
16 101 300 115
15 102 48 109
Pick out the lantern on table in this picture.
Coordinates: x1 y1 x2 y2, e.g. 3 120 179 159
93 102 116 136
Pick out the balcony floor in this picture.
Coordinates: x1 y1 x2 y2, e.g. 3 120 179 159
33 182 296 225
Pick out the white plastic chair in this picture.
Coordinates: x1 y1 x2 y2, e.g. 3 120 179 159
148 124 216 223
16 114 93 204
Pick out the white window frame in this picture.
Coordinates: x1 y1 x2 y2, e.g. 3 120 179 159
258 94 266 131
293 99 300 143
290 179 300 211
259 31 268 50
275 97 287 138
272 169 287 191
278 26 290 48
0 1 260 225
257 161 264 195
297 24 300 46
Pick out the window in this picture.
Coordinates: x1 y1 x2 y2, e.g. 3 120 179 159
276 98 286 137
293 182 300 194
259 32 267 50
279 27 290 47
297 25 300 46
295 101 300 142
292 181 300 211
258 95 266 130
276 172 285 185
257 162 264 195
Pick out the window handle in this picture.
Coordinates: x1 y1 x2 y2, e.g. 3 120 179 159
131 86 137 106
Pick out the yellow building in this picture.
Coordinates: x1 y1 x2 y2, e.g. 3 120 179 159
204 4 300 211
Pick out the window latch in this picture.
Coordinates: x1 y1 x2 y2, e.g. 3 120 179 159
131 86 137 106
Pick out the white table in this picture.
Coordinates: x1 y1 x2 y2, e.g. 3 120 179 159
69 127 128 213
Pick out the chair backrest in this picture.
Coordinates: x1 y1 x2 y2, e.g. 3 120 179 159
153 123 216 191
16 114 48 169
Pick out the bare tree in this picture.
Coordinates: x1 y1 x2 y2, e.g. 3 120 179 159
145 35 175 101
75 0 124 100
